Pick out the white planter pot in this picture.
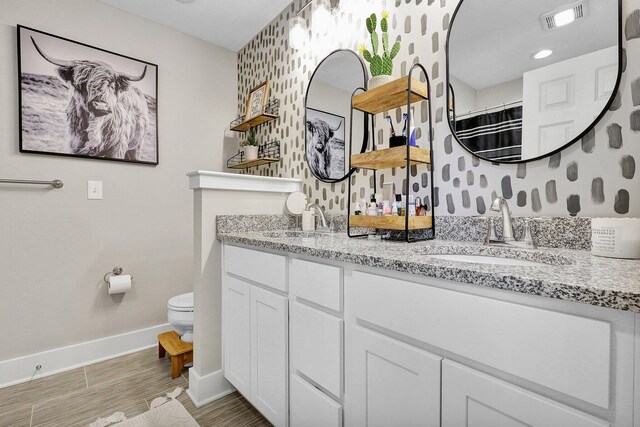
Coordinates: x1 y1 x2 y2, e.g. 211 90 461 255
243 145 259 161
368 75 393 89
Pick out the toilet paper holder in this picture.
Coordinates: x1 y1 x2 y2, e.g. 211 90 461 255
104 267 133 284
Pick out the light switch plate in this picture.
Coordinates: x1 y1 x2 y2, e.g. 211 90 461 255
88 181 103 200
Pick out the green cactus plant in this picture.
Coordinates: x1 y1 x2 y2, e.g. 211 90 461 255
359 11 401 77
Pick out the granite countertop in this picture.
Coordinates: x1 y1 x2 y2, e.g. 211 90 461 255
218 229 640 313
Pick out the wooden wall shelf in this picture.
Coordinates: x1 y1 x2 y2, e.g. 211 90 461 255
227 157 279 170
349 215 433 231
351 146 431 170
230 114 278 132
352 77 428 115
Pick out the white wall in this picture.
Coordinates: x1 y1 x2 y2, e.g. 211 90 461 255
476 77 523 111
0 0 237 360
449 75 477 117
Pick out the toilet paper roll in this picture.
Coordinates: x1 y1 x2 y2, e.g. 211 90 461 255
108 274 132 294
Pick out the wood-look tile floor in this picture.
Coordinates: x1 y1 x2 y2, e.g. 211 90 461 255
0 348 270 427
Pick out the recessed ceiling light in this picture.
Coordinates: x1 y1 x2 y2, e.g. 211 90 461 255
532 49 553 60
554 8 576 27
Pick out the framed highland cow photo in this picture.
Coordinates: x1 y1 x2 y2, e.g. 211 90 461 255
305 107 346 181
18 25 159 165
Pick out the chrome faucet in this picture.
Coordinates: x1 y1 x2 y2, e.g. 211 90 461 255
489 197 515 242
308 203 331 232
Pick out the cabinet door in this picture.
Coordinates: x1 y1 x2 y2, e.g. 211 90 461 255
250 286 289 427
347 326 441 427
442 360 609 427
222 276 251 398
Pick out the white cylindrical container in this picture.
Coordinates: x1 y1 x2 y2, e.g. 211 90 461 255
591 217 640 259
302 209 315 231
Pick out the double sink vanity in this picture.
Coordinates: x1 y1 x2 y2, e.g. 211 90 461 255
218 215 640 427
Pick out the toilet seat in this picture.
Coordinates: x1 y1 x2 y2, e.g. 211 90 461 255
168 292 193 312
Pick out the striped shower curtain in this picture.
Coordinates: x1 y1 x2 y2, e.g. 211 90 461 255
454 106 522 161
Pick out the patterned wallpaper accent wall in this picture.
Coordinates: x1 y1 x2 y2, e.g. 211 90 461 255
237 0 640 217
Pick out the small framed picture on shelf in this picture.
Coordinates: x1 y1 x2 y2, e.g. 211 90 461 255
244 80 269 121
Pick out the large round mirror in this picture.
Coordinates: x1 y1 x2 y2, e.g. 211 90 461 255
447 0 621 163
305 49 368 182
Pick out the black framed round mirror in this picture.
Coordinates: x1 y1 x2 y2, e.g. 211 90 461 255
305 49 368 182
446 0 622 163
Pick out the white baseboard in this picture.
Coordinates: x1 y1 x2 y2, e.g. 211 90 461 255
0 323 172 389
187 368 235 408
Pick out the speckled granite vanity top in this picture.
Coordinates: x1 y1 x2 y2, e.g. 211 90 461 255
217 216 640 313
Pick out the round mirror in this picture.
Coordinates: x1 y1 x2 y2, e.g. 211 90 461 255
305 49 368 182
447 0 621 163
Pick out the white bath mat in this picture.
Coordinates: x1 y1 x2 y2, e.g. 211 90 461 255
88 387 199 427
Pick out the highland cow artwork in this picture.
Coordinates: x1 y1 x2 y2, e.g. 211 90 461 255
18 26 158 165
305 108 346 181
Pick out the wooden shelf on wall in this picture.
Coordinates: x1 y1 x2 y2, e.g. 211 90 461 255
227 157 279 170
352 77 428 115
351 146 430 170
349 215 433 231
230 114 279 132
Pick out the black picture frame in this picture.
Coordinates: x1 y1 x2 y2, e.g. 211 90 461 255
304 49 369 183
17 25 159 165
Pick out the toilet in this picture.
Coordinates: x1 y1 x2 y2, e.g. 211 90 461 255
167 292 194 342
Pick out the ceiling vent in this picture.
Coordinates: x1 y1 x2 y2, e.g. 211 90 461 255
540 0 588 31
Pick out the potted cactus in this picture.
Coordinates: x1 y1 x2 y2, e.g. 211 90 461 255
358 11 401 89
240 128 259 161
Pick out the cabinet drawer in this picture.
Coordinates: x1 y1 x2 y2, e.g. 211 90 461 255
291 302 343 397
350 271 612 408
291 374 342 427
291 258 342 312
442 360 608 427
225 245 287 292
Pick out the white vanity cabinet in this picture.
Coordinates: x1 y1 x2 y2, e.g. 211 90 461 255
221 243 637 427
222 245 289 427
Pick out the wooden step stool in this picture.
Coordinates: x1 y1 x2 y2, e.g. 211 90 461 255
158 331 193 379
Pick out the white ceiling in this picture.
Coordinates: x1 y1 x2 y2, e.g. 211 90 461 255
313 51 365 93
448 0 618 90
97 0 293 52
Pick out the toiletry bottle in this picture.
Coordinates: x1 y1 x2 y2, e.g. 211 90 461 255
409 107 417 147
368 196 378 216
383 201 391 216
408 195 416 216
391 201 398 216
395 194 403 216
361 199 368 216
400 195 406 216
355 201 361 216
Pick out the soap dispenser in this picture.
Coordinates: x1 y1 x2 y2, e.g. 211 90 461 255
302 200 315 231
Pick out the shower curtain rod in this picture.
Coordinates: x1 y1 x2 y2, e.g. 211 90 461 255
456 100 523 119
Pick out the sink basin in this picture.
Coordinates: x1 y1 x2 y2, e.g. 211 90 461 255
262 231 331 239
426 254 550 267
